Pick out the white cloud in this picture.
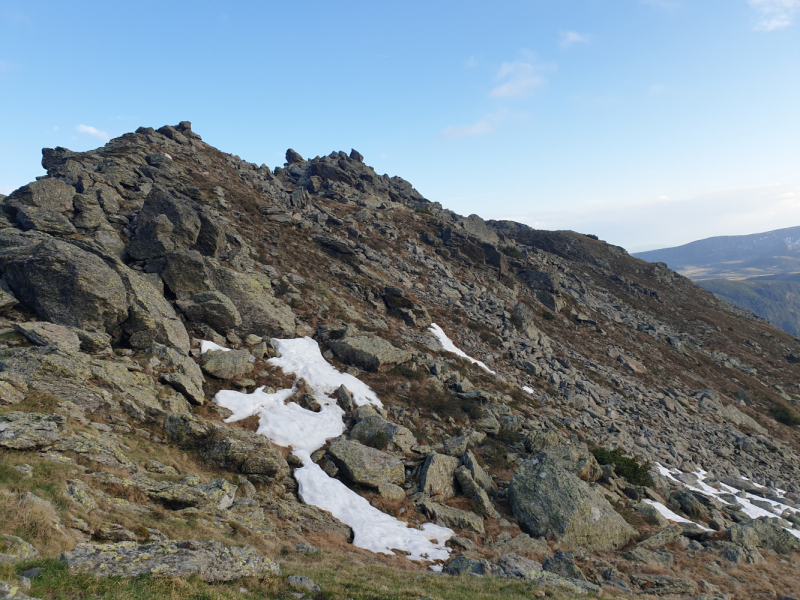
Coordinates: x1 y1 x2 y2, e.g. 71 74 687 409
489 51 552 98
559 31 590 48
76 124 109 140
748 0 800 30
442 121 496 138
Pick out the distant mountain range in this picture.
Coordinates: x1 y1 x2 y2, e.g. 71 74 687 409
634 226 800 336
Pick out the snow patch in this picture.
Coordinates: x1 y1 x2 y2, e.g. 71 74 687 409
294 451 452 561
522 386 534 394
428 323 495 374
643 500 711 531
213 336 453 562
269 337 381 408
199 340 231 354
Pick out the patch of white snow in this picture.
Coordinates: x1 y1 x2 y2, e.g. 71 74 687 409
199 340 231 354
294 451 452 561
213 336 453 563
643 500 711 531
428 323 495 374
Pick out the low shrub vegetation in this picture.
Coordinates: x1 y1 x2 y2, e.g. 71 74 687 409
590 447 653 487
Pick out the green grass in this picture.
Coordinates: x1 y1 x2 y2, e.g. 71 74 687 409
590 447 653 487
0 554 595 600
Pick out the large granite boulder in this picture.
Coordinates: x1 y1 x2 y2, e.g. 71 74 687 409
508 456 636 551
126 187 201 260
177 291 242 332
349 415 417 453
329 335 411 372
4 178 74 212
61 540 280 581
164 413 289 482
0 231 128 333
201 349 253 380
420 453 460 499
116 267 190 353
15 206 77 235
525 431 601 482
327 439 404 488
209 263 295 338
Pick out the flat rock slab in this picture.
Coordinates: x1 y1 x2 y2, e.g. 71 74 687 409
330 335 411 372
419 500 484 534
61 540 279 581
0 413 66 450
15 322 81 352
328 439 404 488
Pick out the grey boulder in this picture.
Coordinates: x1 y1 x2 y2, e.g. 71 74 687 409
508 456 636 551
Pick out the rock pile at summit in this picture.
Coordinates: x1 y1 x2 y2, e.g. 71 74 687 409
0 122 799 598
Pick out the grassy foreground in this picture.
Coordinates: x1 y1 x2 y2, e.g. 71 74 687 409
0 554 605 600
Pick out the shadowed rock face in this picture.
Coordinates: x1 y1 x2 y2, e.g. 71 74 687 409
0 232 128 333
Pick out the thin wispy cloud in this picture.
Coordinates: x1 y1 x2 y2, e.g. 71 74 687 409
748 0 800 31
649 83 665 95
463 56 478 68
442 110 515 139
0 60 12 72
489 51 552 99
76 124 109 140
559 31 589 48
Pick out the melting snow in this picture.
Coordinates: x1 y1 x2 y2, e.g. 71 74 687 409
294 451 452 561
643 499 712 531
200 340 231 354
428 323 495 374
655 463 799 538
213 336 453 562
522 386 534 394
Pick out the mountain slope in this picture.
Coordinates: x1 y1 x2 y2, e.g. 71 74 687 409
0 122 799 598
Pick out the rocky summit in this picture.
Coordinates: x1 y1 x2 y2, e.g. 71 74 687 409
0 122 799 599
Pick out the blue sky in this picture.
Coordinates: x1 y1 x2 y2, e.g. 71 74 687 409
1 0 798 251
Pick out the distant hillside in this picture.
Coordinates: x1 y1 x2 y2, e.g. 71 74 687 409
634 227 800 337
634 226 800 280
697 278 800 336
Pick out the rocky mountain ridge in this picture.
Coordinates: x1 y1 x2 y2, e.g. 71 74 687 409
0 122 799 599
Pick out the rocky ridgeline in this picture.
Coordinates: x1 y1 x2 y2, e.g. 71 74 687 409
0 122 799 598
